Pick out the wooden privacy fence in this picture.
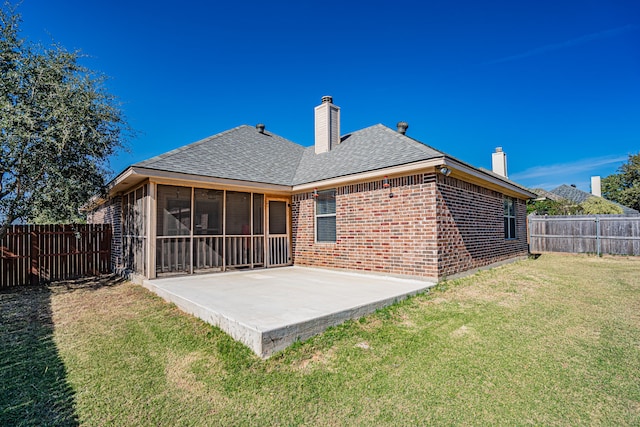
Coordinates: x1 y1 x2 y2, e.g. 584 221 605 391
529 215 640 256
0 224 112 288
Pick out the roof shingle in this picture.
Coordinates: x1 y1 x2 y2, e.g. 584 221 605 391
135 125 305 186
130 123 531 198
292 124 445 185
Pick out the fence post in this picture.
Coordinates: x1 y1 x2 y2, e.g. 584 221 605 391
595 215 601 257
29 225 39 285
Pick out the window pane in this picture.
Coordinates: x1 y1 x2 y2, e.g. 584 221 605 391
509 218 516 239
253 194 264 235
157 185 191 236
194 188 223 235
226 191 251 235
317 216 336 242
317 190 336 215
269 201 287 235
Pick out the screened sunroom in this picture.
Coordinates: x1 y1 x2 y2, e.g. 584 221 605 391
121 182 291 278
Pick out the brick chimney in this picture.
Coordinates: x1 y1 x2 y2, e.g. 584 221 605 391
314 96 340 154
491 147 508 178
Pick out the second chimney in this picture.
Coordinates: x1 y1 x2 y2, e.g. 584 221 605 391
491 147 508 178
591 176 602 197
314 96 340 154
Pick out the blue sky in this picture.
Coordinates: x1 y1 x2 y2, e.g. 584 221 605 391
15 0 640 192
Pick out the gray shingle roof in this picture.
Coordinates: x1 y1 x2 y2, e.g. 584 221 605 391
292 124 445 185
550 184 639 215
134 123 446 186
135 125 305 186
131 123 531 197
530 188 564 201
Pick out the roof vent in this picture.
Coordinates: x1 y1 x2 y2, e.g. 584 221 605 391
321 96 333 104
397 121 409 135
256 123 265 134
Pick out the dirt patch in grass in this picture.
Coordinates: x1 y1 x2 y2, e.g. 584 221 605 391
292 347 336 371
165 351 207 394
450 324 474 338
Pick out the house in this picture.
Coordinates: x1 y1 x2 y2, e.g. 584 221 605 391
87 97 536 282
549 184 639 215
530 188 565 202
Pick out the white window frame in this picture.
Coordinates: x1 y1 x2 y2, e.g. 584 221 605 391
504 197 516 239
315 189 336 243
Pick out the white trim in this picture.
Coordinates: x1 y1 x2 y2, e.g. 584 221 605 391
315 189 337 243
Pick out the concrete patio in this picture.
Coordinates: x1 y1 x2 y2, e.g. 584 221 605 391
143 267 435 358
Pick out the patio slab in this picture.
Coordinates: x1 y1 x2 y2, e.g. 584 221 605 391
142 267 435 358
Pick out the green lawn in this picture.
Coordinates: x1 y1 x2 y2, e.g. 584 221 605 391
2 254 639 426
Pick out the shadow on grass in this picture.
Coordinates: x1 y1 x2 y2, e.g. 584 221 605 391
0 275 124 426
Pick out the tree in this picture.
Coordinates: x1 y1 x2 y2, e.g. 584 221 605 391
527 198 581 215
602 152 640 212
579 196 623 215
0 3 128 238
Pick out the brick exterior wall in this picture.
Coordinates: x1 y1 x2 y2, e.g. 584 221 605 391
291 173 529 280
436 175 529 278
86 196 122 272
292 174 439 279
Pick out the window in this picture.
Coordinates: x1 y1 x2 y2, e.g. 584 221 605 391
316 189 336 242
504 198 516 239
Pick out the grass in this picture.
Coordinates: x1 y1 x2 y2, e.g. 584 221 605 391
1 254 639 426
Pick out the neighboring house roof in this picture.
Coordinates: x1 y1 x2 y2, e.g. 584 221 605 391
550 184 639 215
530 188 564 202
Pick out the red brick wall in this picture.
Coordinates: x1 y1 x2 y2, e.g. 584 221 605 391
292 174 439 279
436 175 529 278
292 172 529 280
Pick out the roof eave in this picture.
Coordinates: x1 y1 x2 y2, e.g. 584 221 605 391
114 166 293 195
292 158 447 191
292 156 536 200
445 158 537 199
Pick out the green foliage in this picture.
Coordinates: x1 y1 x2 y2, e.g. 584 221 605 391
602 152 640 212
527 198 582 215
0 3 128 235
580 196 623 215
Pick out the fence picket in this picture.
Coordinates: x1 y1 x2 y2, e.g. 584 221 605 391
0 224 112 288
529 215 640 256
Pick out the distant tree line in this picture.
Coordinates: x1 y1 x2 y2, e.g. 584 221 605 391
527 197 623 216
